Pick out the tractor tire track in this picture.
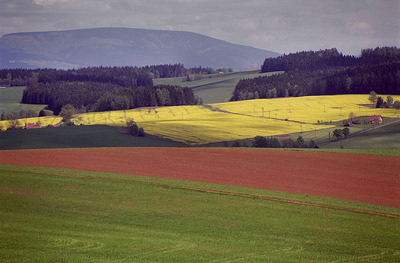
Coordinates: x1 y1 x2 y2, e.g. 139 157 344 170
4 167 399 220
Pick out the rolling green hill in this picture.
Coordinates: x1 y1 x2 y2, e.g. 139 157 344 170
0 86 46 114
1 164 399 262
154 70 282 104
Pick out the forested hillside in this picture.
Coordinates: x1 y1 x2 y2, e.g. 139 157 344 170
0 65 198 115
0 64 214 87
231 47 400 101
0 27 279 70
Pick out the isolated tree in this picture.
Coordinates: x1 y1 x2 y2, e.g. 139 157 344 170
333 129 344 140
368 91 377 104
296 136 306 148
309 139 318 148
126 118 139 135
59 104 76 121
342 127 350 138
38 109 47 117
376 96 384 108
386 96 394 106
393 101 400 109
137 127 145 137
348 112 356 123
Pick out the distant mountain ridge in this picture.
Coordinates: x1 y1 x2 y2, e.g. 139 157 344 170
0 27 280 70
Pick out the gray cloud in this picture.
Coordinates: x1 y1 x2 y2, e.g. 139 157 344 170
1 0 398 55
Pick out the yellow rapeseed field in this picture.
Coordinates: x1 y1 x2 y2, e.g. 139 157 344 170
1 94 399 145
212 95 400 124
72 105 333 145
0 116 62 131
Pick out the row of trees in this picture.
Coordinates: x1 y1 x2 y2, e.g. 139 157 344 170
0 64 220 87
252 135 318 149
252 128 353 149
231 47 400 101
0 67 152 88
142 64 216 78
368 92 400 109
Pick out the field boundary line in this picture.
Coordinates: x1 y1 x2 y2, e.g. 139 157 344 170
3 167 400 219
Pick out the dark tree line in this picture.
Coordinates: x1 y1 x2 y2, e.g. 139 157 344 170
1 65 200 115
252 135 317 149
22 82 196 115
142 64 215 78
261 48 357 72
0 64 217 87
231 47 400 101
261 47 400 73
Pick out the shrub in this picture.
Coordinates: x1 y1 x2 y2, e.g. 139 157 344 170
342 127 350 138
232 141 241 147
252 136 280 148
309 139 318 148
253 136 268 148
59 104 76 121
296 136 307 148
376 96 384 108
137 128 145 137
281 138 296 148
333 129 344 140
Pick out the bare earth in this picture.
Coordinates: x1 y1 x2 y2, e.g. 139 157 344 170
0 148 399 208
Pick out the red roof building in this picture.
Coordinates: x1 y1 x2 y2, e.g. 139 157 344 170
369 115 383 124
25 123 41 129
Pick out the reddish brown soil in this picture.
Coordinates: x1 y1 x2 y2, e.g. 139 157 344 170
1 148 399 208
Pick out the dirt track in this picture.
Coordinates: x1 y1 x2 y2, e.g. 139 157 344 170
0 147 399 208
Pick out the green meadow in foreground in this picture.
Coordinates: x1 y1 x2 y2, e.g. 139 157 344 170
1 165 399 262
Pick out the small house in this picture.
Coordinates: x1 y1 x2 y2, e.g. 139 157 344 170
25 123 41 129
369 115 383 124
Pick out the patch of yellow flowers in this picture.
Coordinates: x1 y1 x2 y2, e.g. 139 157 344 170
213 95 400 123
1 95 399 145
0 116 62 131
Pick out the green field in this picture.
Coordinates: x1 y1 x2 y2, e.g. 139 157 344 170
1 164 399 262
154 71 282 104
321 120 400 149
1 80 399 150
0 86 47 114
269 118 400 150
0 125 185 150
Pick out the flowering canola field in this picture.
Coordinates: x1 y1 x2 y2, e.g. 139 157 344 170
72 105 323 144
0 116 62 131
213 95 400 123
1 94 399 145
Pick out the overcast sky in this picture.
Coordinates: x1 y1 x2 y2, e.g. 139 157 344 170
1 0 399 55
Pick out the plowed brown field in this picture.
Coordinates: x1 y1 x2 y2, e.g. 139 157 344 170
1 148 399 208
